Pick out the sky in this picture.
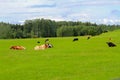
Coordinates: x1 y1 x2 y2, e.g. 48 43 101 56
0 0 120 25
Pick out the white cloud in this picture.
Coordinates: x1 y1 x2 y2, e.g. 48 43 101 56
0 0 120 24
97 18 120 24
57 0 120 8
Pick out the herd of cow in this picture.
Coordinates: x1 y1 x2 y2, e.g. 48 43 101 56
10 39 53 50
72 37 117 47
10 37 117 50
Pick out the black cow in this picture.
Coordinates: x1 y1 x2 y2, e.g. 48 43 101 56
73 38 78 42
48 44 53 48
45 39 49 43
87 36 91 40
106 42 116 47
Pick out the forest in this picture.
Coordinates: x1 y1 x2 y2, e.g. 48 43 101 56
0 18 120 39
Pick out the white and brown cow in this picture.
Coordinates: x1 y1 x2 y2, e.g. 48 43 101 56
34 43 53 50
34 44 48 50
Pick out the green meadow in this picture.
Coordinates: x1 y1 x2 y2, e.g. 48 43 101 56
0 30 120 80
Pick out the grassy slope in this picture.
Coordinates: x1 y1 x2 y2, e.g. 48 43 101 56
0 30 120 80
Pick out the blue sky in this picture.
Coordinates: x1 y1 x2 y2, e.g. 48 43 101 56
0 0 120 25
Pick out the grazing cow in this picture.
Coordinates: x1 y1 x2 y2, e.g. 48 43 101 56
106 42 116 47
109 38 112 41
104 30 108 33
45 39 49 43
10 46 25 50
34 44 48 50
73 38 78 42
87 36 91 40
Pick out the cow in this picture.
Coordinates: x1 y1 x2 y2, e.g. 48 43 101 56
34 44 48 50
45 39 49 43
106 42 116 47
104 30 108 33
73 38 78 42
87 36 91 40
109 38 112 41
34 43 53 50
48 44 53 48
10 46 26 50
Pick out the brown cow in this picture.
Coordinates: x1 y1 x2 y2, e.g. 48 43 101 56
10 46 26 50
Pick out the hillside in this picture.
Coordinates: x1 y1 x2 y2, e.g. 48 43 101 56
100 29 120 44
101 29 120 37
0 30 120 80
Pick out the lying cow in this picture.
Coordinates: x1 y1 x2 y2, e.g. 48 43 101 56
34 44 48 50
34 43 53 50
48 44 53 48
10 46 26 50
106 42 116 47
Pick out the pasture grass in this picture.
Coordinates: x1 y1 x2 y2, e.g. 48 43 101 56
0 30 120 80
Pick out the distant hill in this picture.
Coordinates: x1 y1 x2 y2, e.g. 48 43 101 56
100 29 120 37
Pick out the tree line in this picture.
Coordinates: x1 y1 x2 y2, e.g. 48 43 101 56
0 18 120 39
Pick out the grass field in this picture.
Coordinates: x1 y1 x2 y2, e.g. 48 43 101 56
0 30 120 80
